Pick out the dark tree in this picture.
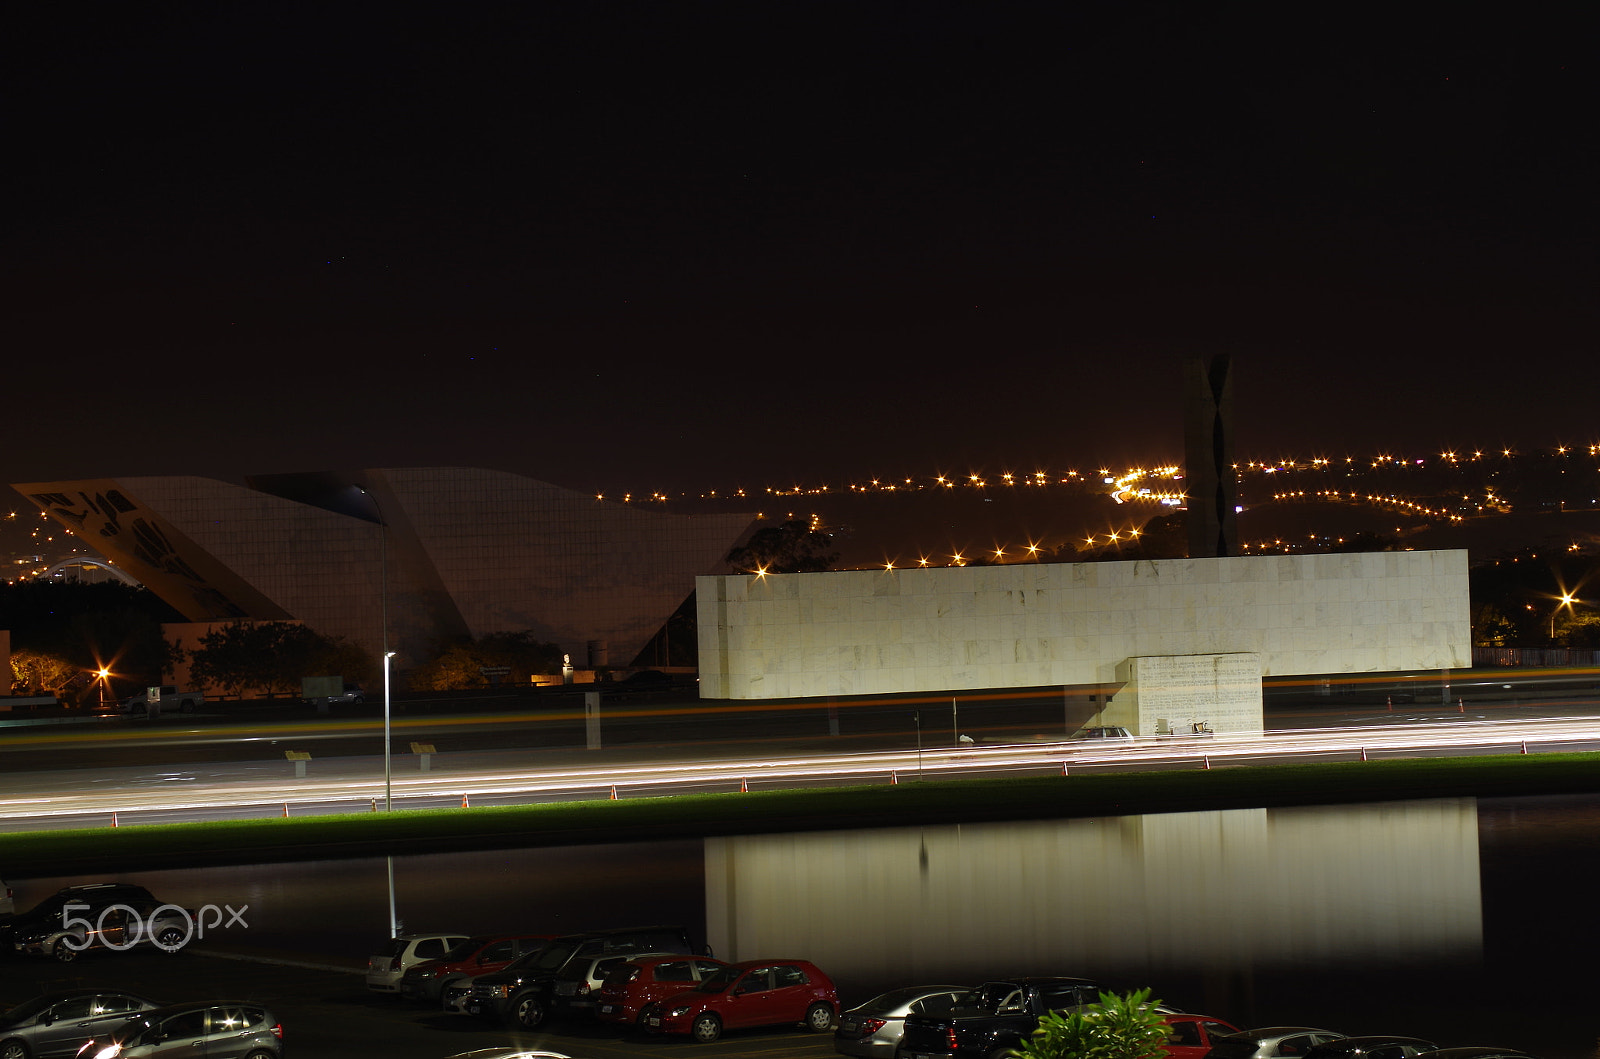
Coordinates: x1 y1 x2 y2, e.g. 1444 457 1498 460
725 520 839 574
407 631 563 691
188 621 371 697
0 581 182 698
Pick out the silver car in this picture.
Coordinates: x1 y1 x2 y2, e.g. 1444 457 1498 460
367 932 471 993
74 1003 281 1059
834 985 968 1059
0 991 161 1059
1207 1027 1349 1059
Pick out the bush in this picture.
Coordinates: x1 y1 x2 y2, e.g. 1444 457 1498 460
1021 989 1171 1059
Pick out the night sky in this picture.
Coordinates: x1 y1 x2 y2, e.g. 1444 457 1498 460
6 3 1595 497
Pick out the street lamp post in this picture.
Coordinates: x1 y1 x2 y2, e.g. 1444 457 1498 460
1551 593 1578 641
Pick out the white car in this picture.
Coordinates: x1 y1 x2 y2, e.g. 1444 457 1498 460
367 933 471 993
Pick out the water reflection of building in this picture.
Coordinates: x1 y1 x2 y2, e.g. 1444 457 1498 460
706 799 1481 987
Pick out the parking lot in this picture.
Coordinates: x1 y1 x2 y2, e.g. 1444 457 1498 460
0 948 842 1059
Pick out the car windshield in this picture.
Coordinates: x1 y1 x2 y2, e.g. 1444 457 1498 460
523 939 580 972
693 966 741 994
858 987 953 1014
440 937 486 961
0 995 63 1022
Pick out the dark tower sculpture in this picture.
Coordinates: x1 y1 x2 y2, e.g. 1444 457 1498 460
1184 354 1239 558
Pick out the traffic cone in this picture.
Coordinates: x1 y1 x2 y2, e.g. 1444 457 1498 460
461 793 470 808
609 785 618 800
111 812 118 828
1360 747 1368 761
370 799 377 812
1521 740 1528 755
739 777 748 793
1061 762 1069 777
1458 699 1465 713
282 803 289 818
1386 697 1392 711
1202 755 1211 770
891 770 898 785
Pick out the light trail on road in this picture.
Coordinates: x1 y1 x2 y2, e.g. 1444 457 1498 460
3 712 1598 830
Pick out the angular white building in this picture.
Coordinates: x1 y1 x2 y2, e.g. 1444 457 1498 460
16 469 756 669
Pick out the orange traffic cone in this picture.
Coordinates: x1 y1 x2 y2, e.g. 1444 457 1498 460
461 793 470 808
111 812 119 828
610 785 618 800
282 803 290 817
739 777 748 793
1061 762 1069 777
1360 747 1368 761
890 770 898 785
1202 755 1211 771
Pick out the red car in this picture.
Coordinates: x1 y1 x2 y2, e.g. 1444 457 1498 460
597 953 731 1026
641 958 838 1042
1164 1014 1244 1059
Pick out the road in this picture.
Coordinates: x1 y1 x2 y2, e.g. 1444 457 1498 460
3 704 1600 829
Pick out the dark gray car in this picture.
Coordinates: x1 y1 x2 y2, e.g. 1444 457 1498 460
77 1002 282 1059
0 991 161 1059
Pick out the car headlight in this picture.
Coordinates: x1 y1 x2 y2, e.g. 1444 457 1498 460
668 1004 696 1017
489 985 510 998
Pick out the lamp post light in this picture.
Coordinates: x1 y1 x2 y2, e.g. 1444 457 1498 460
96 668 110 709
383 650 396 811
1551 593 1578 641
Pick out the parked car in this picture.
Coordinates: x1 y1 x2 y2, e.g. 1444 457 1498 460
0 990 162 1059
399 934 553 1004
367 932 471 993
1206 1027 1350 1059
1305 1037 1439 1059
640 958 839 1043
304 683 365 706
597 954 732 1027
833 984 969 1059
1070 726 1134 740
467 925 702 1029
7 883 194 962
1162 1015 1245 1059
552 949 682 1019
899 977 1111 1059
116 686 204 715
73 1002 281 1059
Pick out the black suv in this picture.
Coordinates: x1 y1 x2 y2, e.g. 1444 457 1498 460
4 883 193 962
468 926 702 1030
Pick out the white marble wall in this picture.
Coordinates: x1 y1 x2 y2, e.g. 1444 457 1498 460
697 550 1470 699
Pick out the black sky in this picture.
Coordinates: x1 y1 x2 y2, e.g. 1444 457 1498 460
5 2 1596 496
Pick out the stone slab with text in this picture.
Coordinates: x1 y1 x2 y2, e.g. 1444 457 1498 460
1117 652 1263 735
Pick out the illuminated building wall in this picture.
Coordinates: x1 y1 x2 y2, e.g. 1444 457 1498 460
697 550 1470 699
15 470 756 668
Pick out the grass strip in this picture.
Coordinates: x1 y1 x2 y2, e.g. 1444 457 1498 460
4 751 1600 878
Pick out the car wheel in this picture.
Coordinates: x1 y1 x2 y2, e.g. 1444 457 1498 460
804 1002 835 1032
512 994 547 1030
179 701 195 714
2 1036 31 1059
690 1012 722 1043
51 939 78 963
156 926 187 952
